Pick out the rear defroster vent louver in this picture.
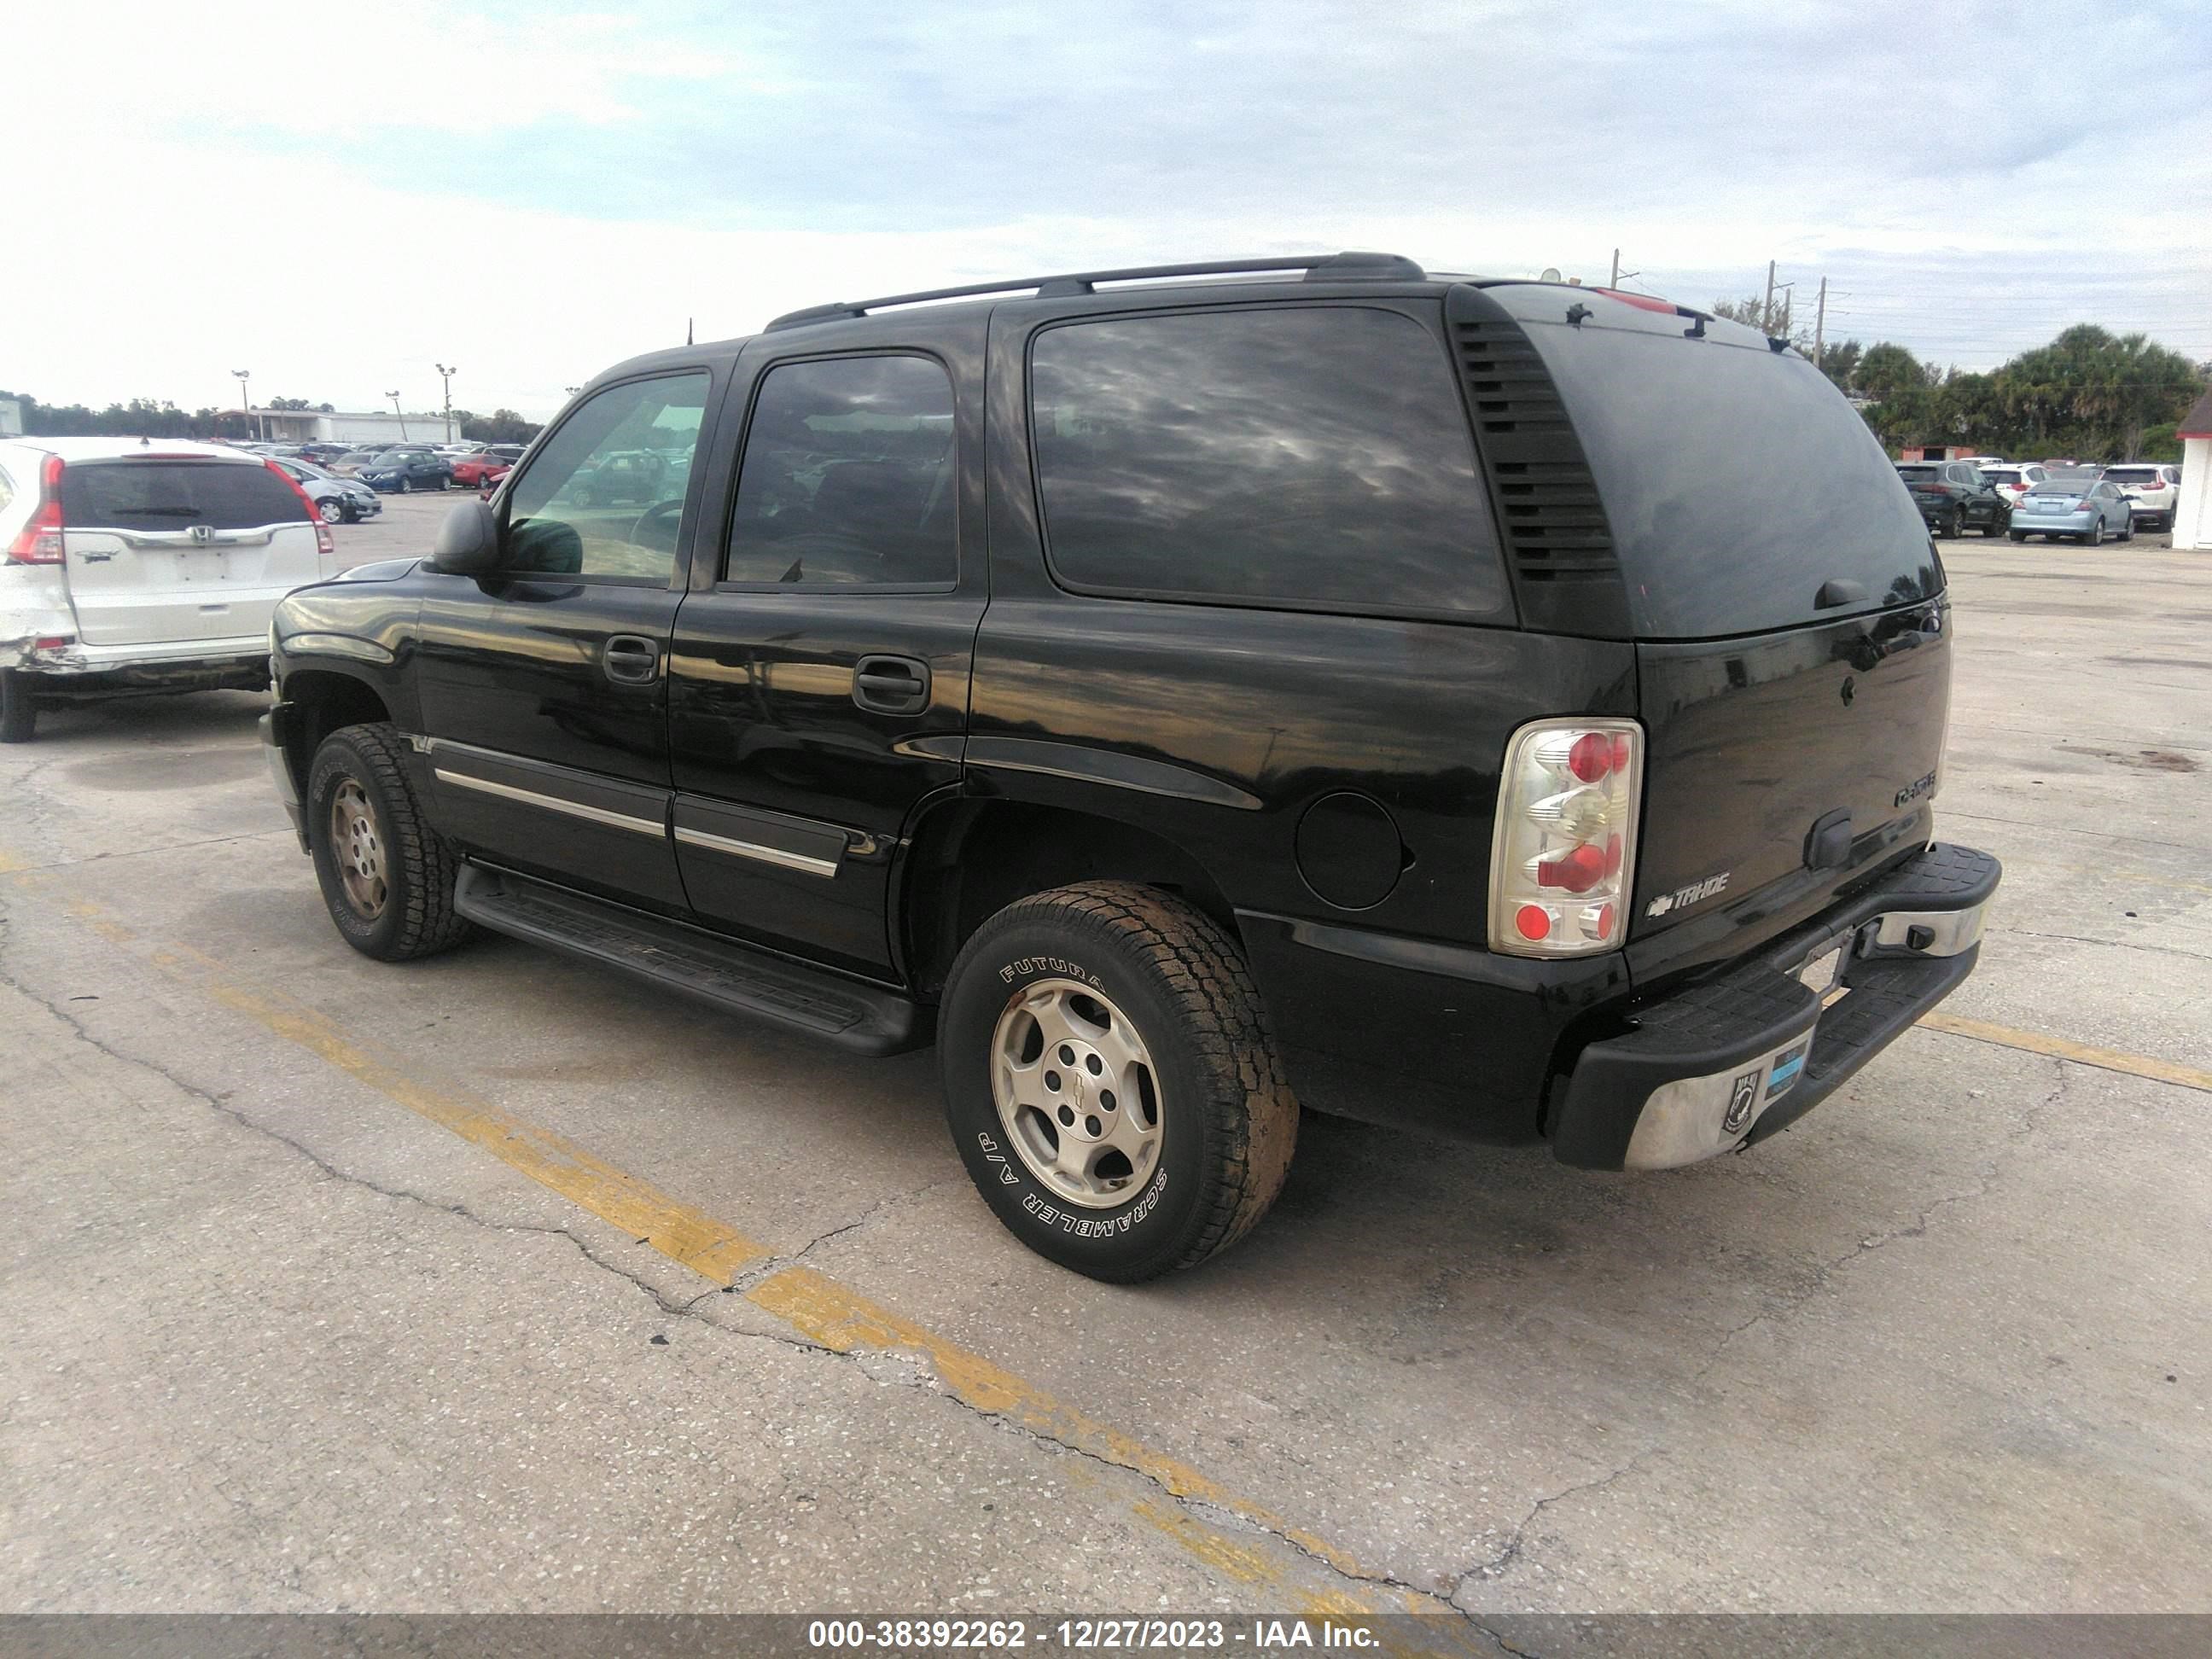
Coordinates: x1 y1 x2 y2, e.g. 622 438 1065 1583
1452 319 1621 591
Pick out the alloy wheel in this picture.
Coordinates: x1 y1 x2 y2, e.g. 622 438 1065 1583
329 779 388 920
991 979 1163 1208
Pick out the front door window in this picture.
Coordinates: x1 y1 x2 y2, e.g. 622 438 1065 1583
503 373 710 582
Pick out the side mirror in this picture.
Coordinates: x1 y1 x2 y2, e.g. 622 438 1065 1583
434 499 500 575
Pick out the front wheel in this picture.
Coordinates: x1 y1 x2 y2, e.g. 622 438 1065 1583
939 882 1299 1282
398 476 412 494
2118 515 2134 543
0 668 38 743
306 723 474 961
317 497 344 525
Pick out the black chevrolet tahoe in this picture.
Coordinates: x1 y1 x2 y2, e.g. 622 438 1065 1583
261 252 1999 1281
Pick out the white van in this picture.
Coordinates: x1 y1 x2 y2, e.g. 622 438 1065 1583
0 437 333 742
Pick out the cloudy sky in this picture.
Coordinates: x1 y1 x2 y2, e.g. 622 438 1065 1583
17 0 2209 420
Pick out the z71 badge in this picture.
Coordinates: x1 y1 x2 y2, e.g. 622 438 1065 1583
1645 872 1731 918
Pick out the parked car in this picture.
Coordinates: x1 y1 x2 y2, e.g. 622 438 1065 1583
1976 464 2047 509
451 445 526 487
268 456 383 525
1 437 334 742
2099 463 2180 532
2009 479 2134 544
299 443 352 466
325 446 396 477
1895 461 2008 537
566 448 670 506
262 253 1997 1281
1959 454 2006 468
358 449 455 494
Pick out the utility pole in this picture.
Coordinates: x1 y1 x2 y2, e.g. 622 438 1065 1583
1813 276 1827 370
1610 248 1619 288
387 391 408 441
1762 260 1778 335
434 363 457 443
231 369 251 441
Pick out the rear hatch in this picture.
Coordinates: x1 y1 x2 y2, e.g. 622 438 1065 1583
1489 288 1952 982
60 457 323 646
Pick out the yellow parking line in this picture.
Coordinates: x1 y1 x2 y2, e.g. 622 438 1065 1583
1918 1010 2212 1095
12 885 1437 1618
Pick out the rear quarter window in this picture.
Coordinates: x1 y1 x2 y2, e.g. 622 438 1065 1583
1028 306 1509 618
61 461 310 529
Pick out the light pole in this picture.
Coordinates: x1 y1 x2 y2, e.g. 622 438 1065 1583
387 390 408 441
434 363 457 442
231 369 252 441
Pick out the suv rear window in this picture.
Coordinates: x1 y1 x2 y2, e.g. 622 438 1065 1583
1030 306 1509 618
1517 315 1938 637
1896 466 1940 483
61 460 309 529
2103 468 2160 484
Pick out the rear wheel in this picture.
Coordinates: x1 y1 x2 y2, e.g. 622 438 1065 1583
0 669 37 743
1939 507 1962 538
306 722 474 961
2008 529 2027 543
2085 521 2104 546
939 882 1298 1282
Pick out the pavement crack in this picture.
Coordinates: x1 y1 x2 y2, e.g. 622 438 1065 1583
1450 1452 1657 1598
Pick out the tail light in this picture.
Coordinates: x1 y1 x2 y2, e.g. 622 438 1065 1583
1490 718 1643 956
4 454 67 564
265 458 336 557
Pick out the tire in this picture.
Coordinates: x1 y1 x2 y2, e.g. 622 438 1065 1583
2119 515 2134 543
1940 508 1962 539
2008 529 2027 543
399 475 413 494
2086 521 2104 547
317 497 344 525
0 668 37 744
306 722 474 962
573 486 595 508
939 882 1298 1282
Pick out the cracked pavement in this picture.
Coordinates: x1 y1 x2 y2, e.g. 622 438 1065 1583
3 510 2210 1617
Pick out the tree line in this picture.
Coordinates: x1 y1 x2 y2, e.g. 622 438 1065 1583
0 391 543 445
1708 294 2206 462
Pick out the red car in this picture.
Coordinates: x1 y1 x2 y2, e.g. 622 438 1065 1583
451 447 522 486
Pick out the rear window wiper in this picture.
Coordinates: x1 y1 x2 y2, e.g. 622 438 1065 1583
113 505 204 516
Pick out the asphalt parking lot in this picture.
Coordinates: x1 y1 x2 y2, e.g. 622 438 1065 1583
3 492 2209 1628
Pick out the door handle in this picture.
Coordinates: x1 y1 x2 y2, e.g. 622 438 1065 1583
603 634 661 684
853 654 930 715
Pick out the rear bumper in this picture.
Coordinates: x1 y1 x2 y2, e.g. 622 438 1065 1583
1549 843 2000 1170
9 635 271 697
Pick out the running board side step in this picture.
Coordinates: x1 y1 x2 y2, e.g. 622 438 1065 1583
453 865 926 1056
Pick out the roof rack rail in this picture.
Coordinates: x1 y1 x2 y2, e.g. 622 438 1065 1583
764 250 1426 332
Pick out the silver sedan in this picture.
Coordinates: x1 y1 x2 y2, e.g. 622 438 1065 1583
2007 479 2135 545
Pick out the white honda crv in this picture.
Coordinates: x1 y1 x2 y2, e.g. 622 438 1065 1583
0 437 333 742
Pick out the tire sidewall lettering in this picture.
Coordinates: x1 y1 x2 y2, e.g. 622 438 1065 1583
998 955 1103 988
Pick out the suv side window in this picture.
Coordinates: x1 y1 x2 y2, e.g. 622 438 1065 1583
722 354 957 588
1028 306 1507 617
503 371 708 582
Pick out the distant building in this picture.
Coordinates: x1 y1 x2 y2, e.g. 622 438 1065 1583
2174 388 2212 553
251 408 457 445
1896 444 1983 463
